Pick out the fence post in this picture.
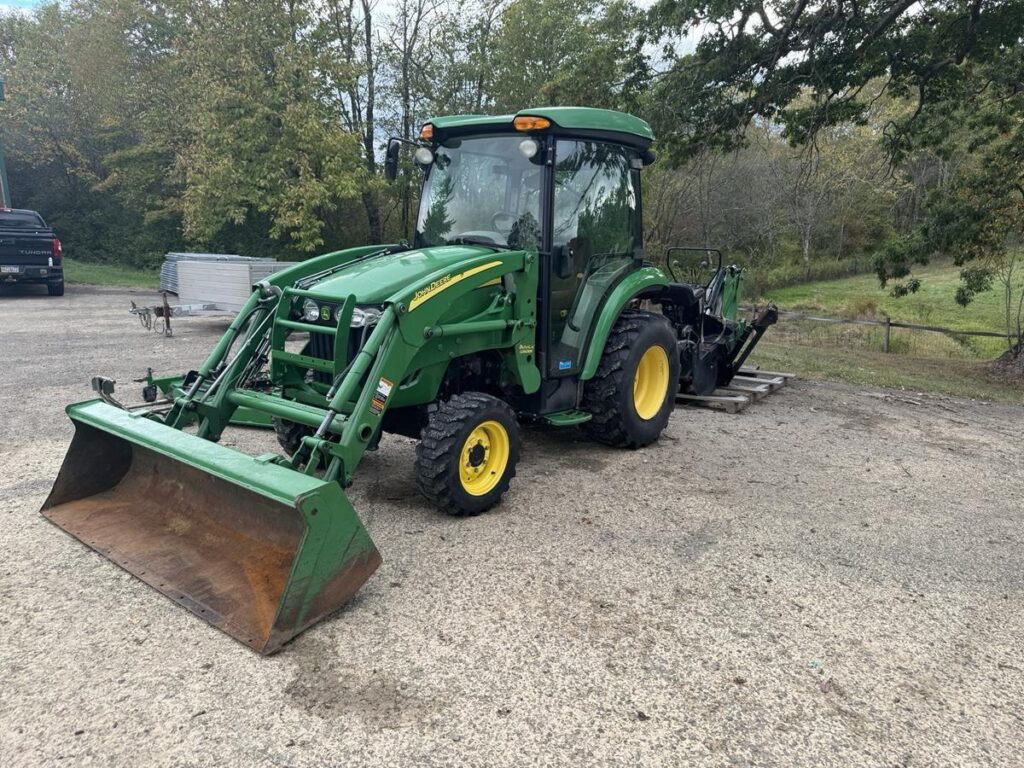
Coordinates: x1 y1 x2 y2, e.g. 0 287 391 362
883 317 891 353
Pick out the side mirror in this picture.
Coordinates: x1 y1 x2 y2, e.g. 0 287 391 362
384 139 401 182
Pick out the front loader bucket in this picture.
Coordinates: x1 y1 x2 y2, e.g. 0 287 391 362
41 401 381 654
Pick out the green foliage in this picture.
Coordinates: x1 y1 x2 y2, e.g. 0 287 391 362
486 0 645 112
767 260 1021 358
0 0 1020 361
646 0 1024 350
0 0 372 265
177 0 364 254
646 0 1020 162
956 266 995 307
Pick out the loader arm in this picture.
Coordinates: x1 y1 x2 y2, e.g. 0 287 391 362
276 248 539 488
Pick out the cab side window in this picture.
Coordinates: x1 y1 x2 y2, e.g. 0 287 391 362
552 141 636 256
547 140 639 375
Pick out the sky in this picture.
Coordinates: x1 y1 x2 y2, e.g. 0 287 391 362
0 0 40 15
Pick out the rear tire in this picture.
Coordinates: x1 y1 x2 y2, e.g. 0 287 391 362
47 280 65 297
581 310 680 448
416 392 521 516
273 418 313 456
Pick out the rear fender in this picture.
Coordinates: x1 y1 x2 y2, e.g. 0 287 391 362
579 266 669 381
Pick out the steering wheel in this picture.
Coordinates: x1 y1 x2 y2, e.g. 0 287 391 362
491 211 516 234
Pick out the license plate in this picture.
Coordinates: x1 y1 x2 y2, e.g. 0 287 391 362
0 265 20 274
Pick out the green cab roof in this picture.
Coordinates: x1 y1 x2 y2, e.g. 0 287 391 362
425 107 654 148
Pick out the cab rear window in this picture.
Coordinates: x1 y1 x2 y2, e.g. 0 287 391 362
0 211 46 227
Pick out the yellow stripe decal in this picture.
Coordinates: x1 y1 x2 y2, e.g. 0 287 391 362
408 260 503 311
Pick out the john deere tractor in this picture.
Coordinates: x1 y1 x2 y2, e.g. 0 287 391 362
42 107 776 653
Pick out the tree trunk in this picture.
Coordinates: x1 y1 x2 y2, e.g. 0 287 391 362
802 225 812 278
361 0 375 175
360 0 380 241
362 189 382 242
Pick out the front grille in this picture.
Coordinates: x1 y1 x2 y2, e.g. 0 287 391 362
309 331 334 384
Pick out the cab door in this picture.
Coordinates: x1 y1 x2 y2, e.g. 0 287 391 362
546 139 641 376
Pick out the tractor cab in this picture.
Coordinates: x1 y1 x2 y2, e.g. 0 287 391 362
389 107 654 383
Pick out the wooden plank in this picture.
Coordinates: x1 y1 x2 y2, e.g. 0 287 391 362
721 381 771 400
676 391 750 414
676 369 794 414
731 374 786 392
739 366 796 380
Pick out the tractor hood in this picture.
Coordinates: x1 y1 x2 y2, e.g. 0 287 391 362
307 244 500 304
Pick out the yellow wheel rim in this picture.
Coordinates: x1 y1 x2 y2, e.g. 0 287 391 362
633 345 670 420
459 420 510 496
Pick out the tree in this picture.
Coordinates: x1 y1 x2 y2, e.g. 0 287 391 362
487 0 644 112
646 0 1024 352
0 0 187 264
179 0 364 255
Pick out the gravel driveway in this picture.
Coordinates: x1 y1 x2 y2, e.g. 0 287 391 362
1 284 1022 767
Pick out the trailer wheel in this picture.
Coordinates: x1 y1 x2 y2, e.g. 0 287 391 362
47 280 65 297
416 392 521 516
273 418 313 456
581 310 680 448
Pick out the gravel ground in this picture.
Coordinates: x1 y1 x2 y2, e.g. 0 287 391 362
1 283 1022 767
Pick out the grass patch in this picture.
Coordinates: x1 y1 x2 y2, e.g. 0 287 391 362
753 260 1023 399
764 260 1021 359
748 339 1023 403
765 260 1019 333
64 258 159 289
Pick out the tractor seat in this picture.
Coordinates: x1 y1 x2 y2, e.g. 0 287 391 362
664 282 704 314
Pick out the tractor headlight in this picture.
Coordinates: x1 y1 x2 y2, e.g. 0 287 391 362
301 298 319 322
350 306 382 328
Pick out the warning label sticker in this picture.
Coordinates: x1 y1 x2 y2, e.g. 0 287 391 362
370 376 394 415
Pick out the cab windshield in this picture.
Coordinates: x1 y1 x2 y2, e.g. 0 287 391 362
415 135 543 251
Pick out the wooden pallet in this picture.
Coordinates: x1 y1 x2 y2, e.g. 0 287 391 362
675 366 795 413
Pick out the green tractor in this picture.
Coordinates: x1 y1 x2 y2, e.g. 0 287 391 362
42 108 776 653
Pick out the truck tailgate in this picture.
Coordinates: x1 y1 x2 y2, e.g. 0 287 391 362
0 228 54 267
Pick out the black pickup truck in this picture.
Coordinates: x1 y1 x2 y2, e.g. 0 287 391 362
0 207 64 296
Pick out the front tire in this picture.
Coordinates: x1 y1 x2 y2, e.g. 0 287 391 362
273 417 313 456
581 310 680 448
416 392 521 516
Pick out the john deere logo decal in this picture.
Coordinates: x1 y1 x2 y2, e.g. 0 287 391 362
412 275 454 305
408 261 503 311
320 306 332 321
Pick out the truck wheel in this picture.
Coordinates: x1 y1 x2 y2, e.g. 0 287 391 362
273 418 313 456
416 392 521 516
47 280 65 297
581 310 680 448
